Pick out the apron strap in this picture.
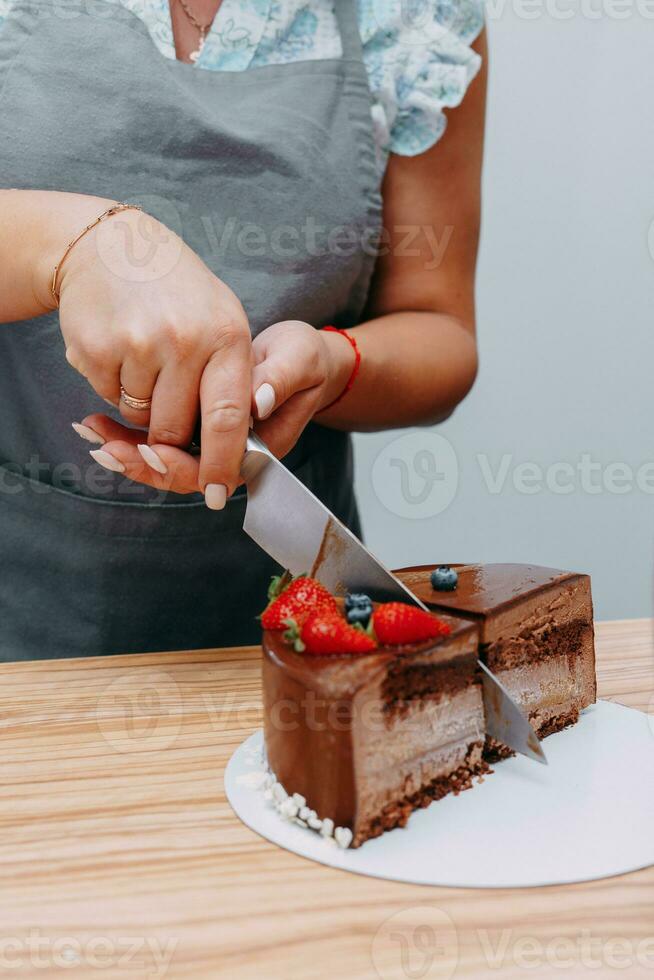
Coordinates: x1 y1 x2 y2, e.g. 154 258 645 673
334 0 365 62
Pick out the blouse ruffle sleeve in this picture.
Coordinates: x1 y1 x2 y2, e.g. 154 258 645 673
359 0 485 161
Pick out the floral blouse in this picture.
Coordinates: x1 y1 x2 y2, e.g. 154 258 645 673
0 0 484 169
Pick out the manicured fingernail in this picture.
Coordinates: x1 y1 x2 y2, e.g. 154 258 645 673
138 444 168 475
72 422 105 445
255 383 275 420
89 449 125 473
205 483 227 510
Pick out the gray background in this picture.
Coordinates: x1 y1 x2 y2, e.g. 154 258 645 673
353 6 654 621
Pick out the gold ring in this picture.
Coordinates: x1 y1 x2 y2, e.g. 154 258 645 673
120 386 152 411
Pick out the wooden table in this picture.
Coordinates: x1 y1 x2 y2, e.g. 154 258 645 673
1 620 653 979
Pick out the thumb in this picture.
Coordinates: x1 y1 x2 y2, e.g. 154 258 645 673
251 320 326 422
252 378 277 421
251 353 306 421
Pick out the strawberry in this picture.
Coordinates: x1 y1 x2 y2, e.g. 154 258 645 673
372 602 451 646
285 611 378 656
260 575 337 630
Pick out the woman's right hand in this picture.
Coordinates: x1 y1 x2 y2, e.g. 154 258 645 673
56 204 252 505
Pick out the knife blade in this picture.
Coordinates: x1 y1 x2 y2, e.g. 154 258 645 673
241 433 426 604
240 432 547 764
478 661 547 765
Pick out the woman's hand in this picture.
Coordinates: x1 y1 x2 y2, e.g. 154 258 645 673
59 206 252 507
77 320 355 494
250 320 354 456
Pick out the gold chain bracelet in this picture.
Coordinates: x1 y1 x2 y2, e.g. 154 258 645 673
51 203 142 306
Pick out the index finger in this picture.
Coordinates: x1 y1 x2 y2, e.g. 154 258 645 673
198 326 252 509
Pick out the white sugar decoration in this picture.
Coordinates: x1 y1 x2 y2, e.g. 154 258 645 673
240 754 352 848
272 782 288 803
320 818 335 838
244 744 265 767
279 797 299 820
236 770 268 790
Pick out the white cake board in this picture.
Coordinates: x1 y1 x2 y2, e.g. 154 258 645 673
224 701 654 888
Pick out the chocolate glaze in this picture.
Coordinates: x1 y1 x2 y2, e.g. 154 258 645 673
395 563 585 619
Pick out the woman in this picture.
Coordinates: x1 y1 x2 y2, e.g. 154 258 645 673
0 0 486 660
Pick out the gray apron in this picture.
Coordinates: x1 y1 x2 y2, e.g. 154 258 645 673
0 0 382 660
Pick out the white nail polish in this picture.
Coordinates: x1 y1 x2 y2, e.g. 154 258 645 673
205 484 227 511
255 382 275 420
72 422 105 446
138 444 168 475
89 449 125 474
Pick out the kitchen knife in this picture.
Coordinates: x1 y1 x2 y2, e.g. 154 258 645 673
478 661 547 765
240 432 547 764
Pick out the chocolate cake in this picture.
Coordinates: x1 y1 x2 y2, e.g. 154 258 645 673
396 564 597 757
262 613 489 848
260 564 596 848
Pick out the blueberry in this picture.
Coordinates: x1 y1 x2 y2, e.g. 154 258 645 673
346 605 371 628
345 593 372 612
430 565 458 592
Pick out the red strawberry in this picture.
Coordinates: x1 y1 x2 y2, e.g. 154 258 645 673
372 602 451 646
285 611 378 656
261 575 337 630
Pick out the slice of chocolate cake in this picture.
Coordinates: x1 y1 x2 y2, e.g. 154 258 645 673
395 564 597 757
262 612 488 848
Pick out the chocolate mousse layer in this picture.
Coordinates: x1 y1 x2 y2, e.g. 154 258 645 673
262 615 488 847
395 564 597 755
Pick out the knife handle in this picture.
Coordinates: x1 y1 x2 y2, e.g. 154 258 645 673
189 420 271 478
189 420 202 456
189 419 258 455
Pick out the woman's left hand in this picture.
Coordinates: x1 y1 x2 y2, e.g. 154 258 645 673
249 319 353 456
77 320 354 494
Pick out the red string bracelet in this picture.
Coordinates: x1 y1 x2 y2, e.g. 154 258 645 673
319 325 361 412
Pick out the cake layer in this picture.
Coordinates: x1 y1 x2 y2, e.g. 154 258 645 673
490 635 596 735
353 739 487 847
359 680 485 768
350 653 485 845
